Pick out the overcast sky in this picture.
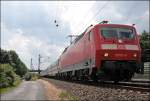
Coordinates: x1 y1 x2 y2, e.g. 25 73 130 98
1 1 149 70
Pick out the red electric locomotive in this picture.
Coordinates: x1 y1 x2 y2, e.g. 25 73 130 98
57 21 143 82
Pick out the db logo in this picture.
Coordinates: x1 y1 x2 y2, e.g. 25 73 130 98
118 45 125 49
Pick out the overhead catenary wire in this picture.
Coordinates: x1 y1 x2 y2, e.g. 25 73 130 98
54 0 60 27
73 2 96 30
125 2 139 24
65 4 87 40
128 5 146 26
55 0 59 20
75 1 110 35
65 1 109 45
60 4 82 27
122 2 147 33
131 15 148 34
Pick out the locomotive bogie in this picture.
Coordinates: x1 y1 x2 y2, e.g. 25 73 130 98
98 61 139 81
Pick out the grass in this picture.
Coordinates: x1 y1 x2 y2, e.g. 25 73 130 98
59 91 78 101
31 75 39 81
0 86 16 94
0 79 21 94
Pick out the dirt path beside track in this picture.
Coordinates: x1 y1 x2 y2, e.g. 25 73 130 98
1 79 70 100
1 80 46 100
39 79 62 100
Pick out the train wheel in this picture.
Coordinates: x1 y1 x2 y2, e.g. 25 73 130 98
125 72 134 81
91 74 98 82
114 80 119 84
90 68 98 82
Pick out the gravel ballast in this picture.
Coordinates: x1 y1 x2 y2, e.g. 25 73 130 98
43 78 150 101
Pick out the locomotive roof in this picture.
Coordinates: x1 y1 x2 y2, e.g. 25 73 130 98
96 23 135 29
85 23 135 34
60 23 135 55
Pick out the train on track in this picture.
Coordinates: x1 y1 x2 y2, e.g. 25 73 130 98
41 21 144 83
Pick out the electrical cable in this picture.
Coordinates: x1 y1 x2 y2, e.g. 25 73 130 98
73 2 96 30
76 1 109 35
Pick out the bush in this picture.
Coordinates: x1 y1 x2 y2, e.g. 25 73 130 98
24 73 31 81
0 64 21 88
1 49 28 77
24 72 39 81
140 31 150 50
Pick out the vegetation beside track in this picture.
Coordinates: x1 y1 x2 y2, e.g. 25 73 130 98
24 72 40 81
0 77 21 94
59 91 78 101
140 30 150 50
0 49 28 93
1 49 28 77
0 64 22 93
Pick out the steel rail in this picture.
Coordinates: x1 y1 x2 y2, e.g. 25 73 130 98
42 77 150 92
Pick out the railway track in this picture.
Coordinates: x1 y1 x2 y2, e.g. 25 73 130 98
107 81 150 92
75 80 150 92
43 77 150 92
42 78 150 101
131 79 150 83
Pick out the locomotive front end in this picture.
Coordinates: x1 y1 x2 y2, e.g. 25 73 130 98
96 24 142 82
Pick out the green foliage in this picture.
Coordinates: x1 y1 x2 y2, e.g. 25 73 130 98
24 72 39 81
0 85 16 93
140 30 150 50
24 72 32 81
30 73 39 81
0 49 28 77
0 75 21 93
59 91 78 101
0 64 21 88
0 49 28 90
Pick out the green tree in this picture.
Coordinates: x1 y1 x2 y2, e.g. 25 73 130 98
0 49 28 77
140 30 150 50
0 64 18 87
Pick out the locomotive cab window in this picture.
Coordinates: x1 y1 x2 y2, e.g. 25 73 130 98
100 28 117 39
118 28 134 39
100 27 135 39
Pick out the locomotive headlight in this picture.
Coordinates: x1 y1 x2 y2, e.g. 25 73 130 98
104 53 109 57
133 53 137 57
